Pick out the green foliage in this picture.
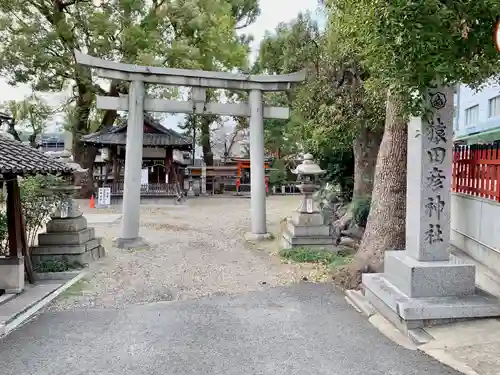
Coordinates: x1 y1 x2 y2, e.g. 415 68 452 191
269 158 287 186
255 10 385 166
20 175 65 246
317 148 354 200
34 259 73 273
279 247 352 268
0 0 259 166
257 12 320 74
0 209 7 255
352 196 371 228
0 93 55 145
325 0 500 114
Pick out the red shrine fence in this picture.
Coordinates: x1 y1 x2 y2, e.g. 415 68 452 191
452 143 500 201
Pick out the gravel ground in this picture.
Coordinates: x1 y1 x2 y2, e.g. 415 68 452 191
49 195 317 311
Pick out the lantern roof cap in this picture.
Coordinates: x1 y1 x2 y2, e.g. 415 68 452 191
292 153 325 175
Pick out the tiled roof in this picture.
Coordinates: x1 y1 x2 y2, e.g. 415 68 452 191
81 132 191 146
81 114 192 148
0 134 73 176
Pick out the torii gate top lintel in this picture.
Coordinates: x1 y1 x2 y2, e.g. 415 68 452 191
74 50 306 91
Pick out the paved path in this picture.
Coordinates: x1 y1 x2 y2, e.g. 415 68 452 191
0 283 458 375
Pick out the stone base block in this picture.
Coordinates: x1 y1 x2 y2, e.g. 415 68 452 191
31 238 102 256
32 245 105 269
363 273 500 331
0 257 24 293
281 229 337 251
281 237 337 252
287 218 330 237
243 232 273 242
384 251 475 297
290 211 323 226
113 236 149 249
46 216 88 233
38 228 95 246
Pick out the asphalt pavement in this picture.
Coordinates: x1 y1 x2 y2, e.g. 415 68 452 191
0 283 459 375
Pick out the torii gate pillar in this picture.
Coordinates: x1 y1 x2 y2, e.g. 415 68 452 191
115 80 147 249
248 89 267 238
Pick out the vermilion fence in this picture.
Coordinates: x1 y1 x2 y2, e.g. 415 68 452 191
453 144 500 201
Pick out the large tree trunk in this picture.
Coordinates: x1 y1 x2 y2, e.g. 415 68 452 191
352 126 383 201
72 78 120 198
334 89 408 289
332 125 382 234
200 116 214 166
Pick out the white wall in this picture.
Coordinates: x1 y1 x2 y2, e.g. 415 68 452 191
451 193 500 296
455 79 500 138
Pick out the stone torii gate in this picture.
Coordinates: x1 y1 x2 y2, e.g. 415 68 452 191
75 51 306 248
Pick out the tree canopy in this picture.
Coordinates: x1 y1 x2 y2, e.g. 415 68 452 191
256 12 385 155
0 0 259 172
325 0 500 112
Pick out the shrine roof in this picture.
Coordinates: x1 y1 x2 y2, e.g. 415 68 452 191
0 134 73 177
81 114 192 148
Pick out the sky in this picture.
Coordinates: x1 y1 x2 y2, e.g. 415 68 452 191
0 0 323 136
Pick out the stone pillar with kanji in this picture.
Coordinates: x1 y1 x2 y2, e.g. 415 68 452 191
363 85 500 331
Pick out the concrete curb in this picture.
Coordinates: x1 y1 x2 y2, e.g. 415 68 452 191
3 271 87 336
36 270 82 281
368 314 418 350
418 345 480 375
345 289 376 317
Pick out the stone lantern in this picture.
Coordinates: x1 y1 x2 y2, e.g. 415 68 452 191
43 150 88 218
281 153 337 251
29 150 105 270
292 153 326 213
188 170 196 197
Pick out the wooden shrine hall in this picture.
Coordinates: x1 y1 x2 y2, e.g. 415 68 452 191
81 114 192 196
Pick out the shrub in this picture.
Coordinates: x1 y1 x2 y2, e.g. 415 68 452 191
279 247 353 268
269 158 287 186
34 259 73 273
19 174 65 246
352 196 371 228
0 210 7 255
313 182 343 211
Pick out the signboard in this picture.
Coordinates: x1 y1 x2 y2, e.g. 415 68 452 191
97 187 111 208
141 168 149 185
201 164 207 195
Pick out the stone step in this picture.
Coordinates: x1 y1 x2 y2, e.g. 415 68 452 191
0 274 85 337
450 246 500 299
287 219 330 237
0 282 62 335
383 251 475 298
31 237 102 255
32 245 104 269
46 216 88 233
0 293 17 307
282 229 336 246
38 227 95 246
363 273 500 326
344 289 376 317
407 328 433 345
290 211 324 226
